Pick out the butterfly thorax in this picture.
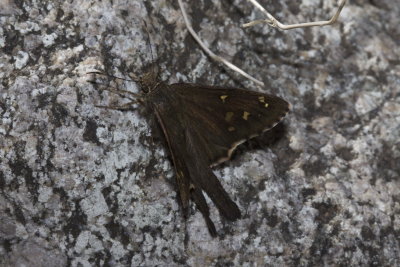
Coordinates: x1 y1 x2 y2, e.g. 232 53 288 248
140 71 161 93
142 80 178 111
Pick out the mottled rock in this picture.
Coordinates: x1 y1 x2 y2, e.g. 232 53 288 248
0 0 399 266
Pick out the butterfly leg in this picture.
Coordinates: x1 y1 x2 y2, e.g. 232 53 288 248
95 100 137 111
89 79 140 101
100 86 141 99
87 71 140 83
87 71 142 100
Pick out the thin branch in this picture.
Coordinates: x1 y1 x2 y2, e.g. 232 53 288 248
243 0 346 30
178 0 264 87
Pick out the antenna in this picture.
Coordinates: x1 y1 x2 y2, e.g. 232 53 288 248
142 20 158 78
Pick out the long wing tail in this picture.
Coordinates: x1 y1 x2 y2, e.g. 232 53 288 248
185 128 241 221
191 187 217 237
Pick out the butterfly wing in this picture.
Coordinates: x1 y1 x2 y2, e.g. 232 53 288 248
182 125 241 221
171 83 290 166
149 82 288 236
153 108 191 217
153 103 240 235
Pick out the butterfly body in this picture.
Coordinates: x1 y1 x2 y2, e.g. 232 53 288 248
138 78 290 236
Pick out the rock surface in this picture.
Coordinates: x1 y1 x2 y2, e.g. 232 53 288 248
0 0 399 266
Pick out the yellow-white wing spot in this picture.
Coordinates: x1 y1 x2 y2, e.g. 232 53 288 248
228 126 235 132
220 95 228 103
225 112 234 122
242 111 250 120
264 103 269 108
258 96 265 103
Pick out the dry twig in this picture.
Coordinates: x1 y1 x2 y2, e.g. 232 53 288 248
178 0 346 86
243 0 346 30
178 0 265 86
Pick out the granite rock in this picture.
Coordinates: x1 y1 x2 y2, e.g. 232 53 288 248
0 0 399 266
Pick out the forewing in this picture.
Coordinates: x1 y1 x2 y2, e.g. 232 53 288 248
153 108 191 217
171 83 290 166
153 101 241 226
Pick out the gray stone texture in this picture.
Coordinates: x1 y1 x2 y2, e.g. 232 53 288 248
0 0 399 266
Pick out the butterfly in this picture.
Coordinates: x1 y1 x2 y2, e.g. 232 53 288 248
89 69 289 237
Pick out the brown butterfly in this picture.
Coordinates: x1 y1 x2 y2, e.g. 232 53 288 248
89 69 289 237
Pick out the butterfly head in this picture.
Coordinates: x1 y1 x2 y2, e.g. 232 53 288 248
139 70 160 94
